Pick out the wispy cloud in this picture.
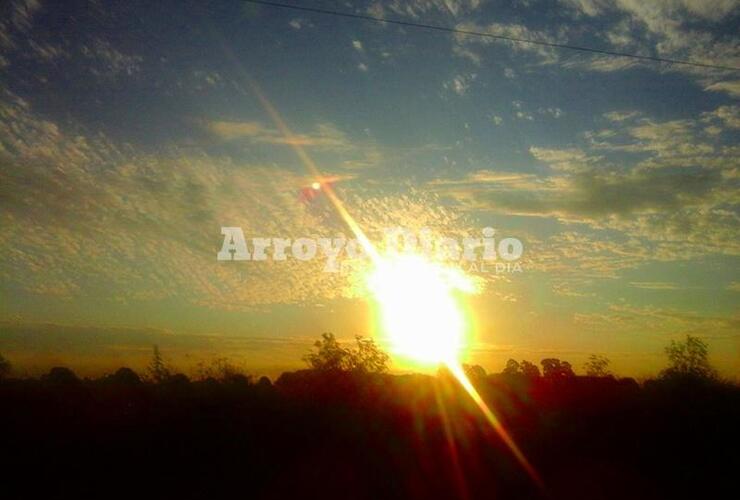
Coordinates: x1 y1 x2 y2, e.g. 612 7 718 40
629 281 682 290
207 120 352 149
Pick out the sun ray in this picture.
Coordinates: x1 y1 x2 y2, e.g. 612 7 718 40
447 362 545 490
239 73 544 491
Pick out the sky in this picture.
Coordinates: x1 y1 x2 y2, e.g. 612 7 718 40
0 0 738 378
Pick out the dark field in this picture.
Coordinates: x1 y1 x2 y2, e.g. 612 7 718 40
2 369 737 500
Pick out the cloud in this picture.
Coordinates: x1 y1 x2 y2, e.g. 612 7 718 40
452 21 565 65
431 107 740 268
704 80 740 98
574 302 740 340
477 167 724 219
702 105 740 129
586 114 726 161
559 0 610 17
539 107 564 118
205 119 390 171
1 1 143 83
288 18 313 30
79 38 142 78
529 147 598 172
0 0 42 53
629 281 682 290
0 90 370 308
366 0 483 20
207 120 352 149
443 73 476 96
559 0 740 77
604 110 641 122
0 90 489 308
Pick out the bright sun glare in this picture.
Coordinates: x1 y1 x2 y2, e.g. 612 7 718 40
368 254 476 367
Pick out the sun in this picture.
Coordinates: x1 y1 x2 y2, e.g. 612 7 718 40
367 254 476 367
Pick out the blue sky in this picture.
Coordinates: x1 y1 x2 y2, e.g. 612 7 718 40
0 0 738 377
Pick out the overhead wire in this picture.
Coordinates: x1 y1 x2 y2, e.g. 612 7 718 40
243 0 740 72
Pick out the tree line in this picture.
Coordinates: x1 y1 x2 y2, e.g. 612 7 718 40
0 333 722 386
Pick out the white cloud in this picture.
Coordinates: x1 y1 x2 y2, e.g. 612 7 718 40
453 21 566 65
207 120 353 149
704 80 740 98
702 105 740 129
530 147 596 171
604 110 641 122
367 0 483 20
79 38 142 78
432 108 740 269
444 73 476 96
0 91 368 308
539 107 564 118
560 0 740 77
288 18 312 30
629 281 681 290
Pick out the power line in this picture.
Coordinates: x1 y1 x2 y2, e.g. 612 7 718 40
243 0 740 72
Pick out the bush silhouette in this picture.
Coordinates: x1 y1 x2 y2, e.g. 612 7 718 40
196 357 252 384
0 353 10 380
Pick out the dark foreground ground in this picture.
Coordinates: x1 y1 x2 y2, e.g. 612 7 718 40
1 370 738 500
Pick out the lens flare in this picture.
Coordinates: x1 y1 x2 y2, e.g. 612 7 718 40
367 254 543 488
239 74 543 491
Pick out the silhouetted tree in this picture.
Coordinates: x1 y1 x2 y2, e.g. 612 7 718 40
196 357 252 384
257 376 272 388
304 333 351 371
463 363 487 381
41 367 79 385
584 354 612 377
167 373 191 386
502 359 541 378
541 358 575 379
146 345 172 383
104 367 142 385
661 335 716 380
502 359 521 375
520 360 541 378
348 335 390 374
0 353 10 380
303 333 389 373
